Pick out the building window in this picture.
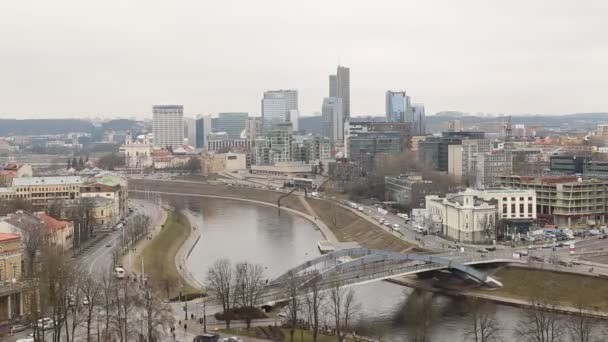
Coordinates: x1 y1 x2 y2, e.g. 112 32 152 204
511 204 516 213
520 203 524 214
528 203 533 214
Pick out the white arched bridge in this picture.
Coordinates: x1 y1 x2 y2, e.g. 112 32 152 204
258 248 519 304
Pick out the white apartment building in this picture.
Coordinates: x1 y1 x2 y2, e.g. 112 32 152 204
426 192 497 243
153 105 184 149
463 188 536 221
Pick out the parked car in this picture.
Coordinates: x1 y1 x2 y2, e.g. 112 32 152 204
477 248 489 254
10 324 29 334
530 256 544 262
194 333 220 342
34 318 55 330
223 337 242 342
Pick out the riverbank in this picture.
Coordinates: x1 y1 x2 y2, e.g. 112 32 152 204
133 210 202 299
129 179 608 313
389 267 608 318
129 179 412 251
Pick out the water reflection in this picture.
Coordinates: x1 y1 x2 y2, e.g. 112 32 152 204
184 197 525 342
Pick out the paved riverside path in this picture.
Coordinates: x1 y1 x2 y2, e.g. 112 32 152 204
177 210 205 289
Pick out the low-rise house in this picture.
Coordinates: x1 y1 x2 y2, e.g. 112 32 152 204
0 210 74 252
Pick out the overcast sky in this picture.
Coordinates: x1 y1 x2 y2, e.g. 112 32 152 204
1 0 607 119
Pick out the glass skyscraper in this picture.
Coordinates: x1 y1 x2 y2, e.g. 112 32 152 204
261 90 298 131
215 112 248 139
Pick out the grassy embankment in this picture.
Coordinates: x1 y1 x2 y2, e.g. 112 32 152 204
483 267 608 310
306 197 414 252
134 210 202 300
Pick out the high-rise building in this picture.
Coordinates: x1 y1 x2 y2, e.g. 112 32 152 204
412 104 426 135
336 66 350 120
245 117 262 140
345 122 412 162
321 97 343 143
385 91 411 123
153 105 184 149
216 112 248 139
261 90 298 131
329 74 338 97
195 115 212 149
184 117 197 146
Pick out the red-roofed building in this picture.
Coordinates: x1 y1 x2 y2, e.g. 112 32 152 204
36 213 74 251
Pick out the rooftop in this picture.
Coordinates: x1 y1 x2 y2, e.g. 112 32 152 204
36 213 71 231
0 233 21 242
13 176 82 186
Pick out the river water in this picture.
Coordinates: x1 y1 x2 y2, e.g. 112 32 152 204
184 197 523 342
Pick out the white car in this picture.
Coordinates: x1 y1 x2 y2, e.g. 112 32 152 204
35 317 55 330
114 267 126 279
223 337 242 342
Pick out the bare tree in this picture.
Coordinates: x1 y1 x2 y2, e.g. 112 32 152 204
234 262 265 329
110 276 142 342
564 291 598 342
143 285 175 341
206 258 235 328
99 270 116 342
329 282 360 342
303 278 326 342
463 298 502 342
514 277 565 342
284 274 302 342
402 289 435 342
80 272 103 341
514 305 564 342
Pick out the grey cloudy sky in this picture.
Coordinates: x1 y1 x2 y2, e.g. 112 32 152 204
1 0 607 119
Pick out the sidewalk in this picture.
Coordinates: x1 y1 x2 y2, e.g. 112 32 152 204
124 202 167 276
177 210 205 289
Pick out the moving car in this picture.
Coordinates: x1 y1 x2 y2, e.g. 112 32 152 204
114 267 126 279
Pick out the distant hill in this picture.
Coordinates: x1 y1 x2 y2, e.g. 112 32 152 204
0 119 93 136
426 112 608 131
102 119 143 132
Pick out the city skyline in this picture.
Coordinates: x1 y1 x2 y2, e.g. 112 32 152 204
1 1 607 118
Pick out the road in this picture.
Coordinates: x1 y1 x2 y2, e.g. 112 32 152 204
6 199 165 342
78 199 164 279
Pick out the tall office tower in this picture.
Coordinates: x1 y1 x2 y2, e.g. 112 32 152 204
261 90 298 131
385 91 411 122
336 66 350 120
329 74 338 97
153 105 184 148
321 97 343 143
245 117 262 140
184 117 197 146
412 104 426 135
216 112 248 139
195 115 212 149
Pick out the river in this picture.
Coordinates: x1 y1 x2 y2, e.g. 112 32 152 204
184 197 523 342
